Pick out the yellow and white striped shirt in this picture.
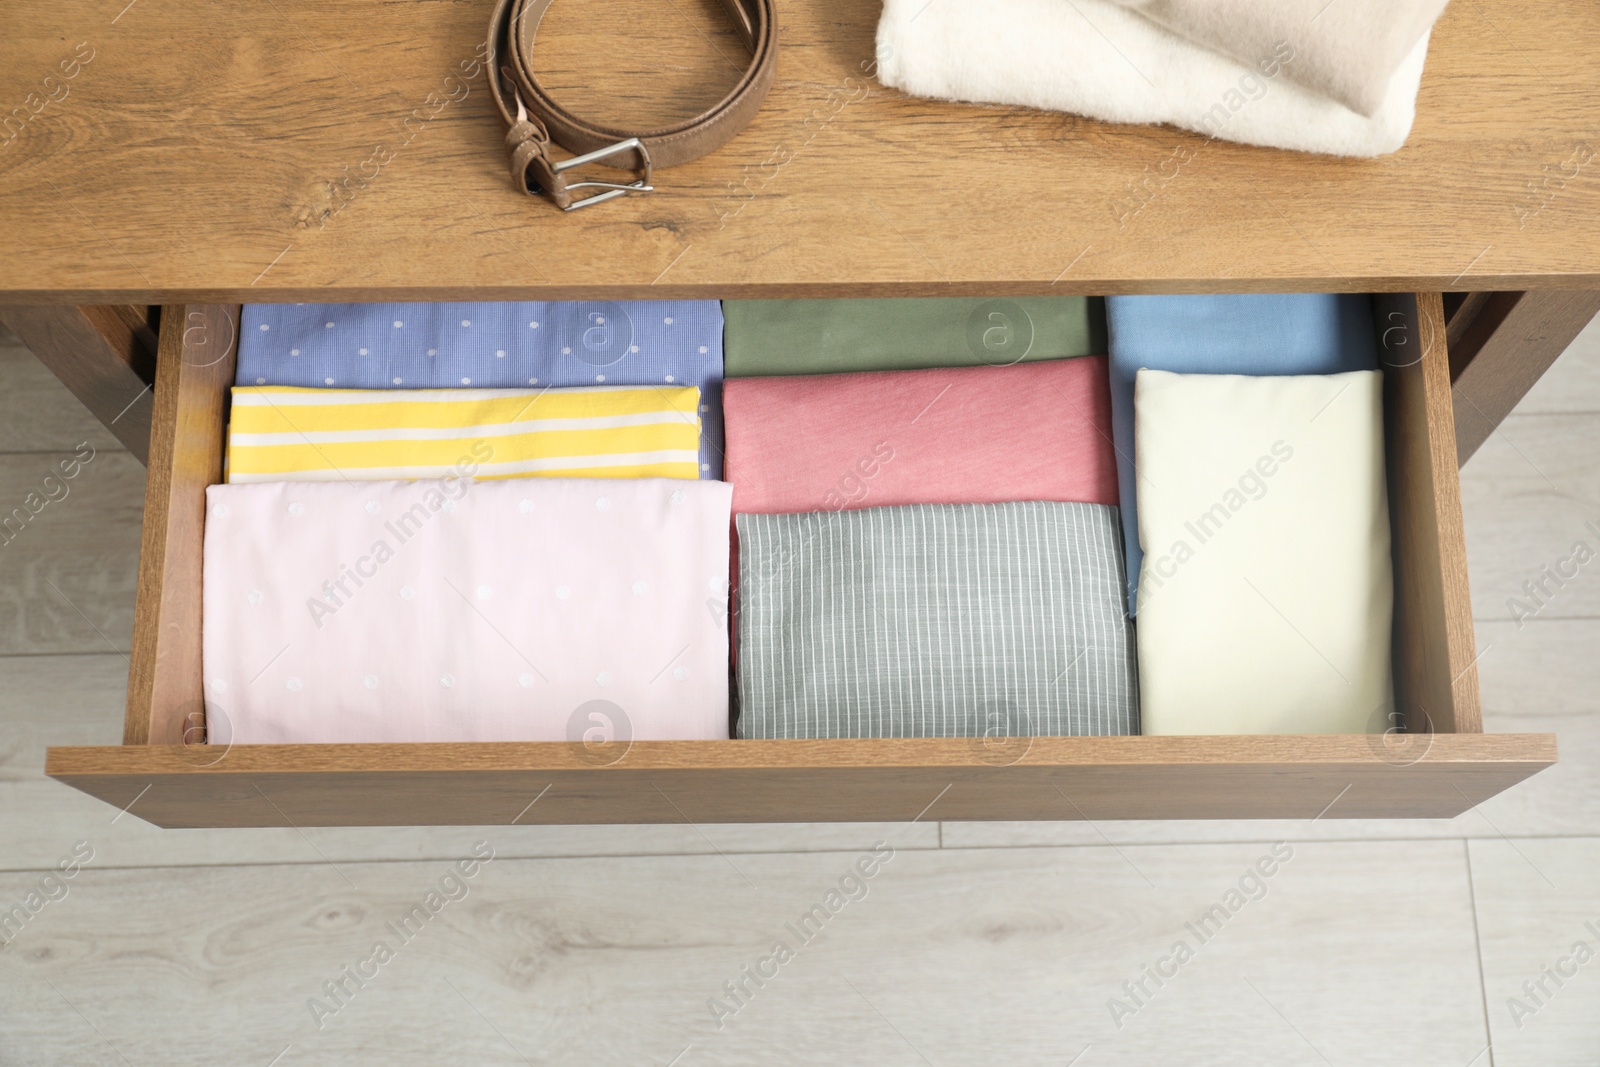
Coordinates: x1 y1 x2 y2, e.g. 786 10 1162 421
225 385 702 482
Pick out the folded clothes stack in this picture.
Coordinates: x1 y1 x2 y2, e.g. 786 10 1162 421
204 292 1398 746
724 297 1136 739
205 301 730 745
1109 295 1393 734
237 300 726 477
875 0 1451 156
1106 293 1381 608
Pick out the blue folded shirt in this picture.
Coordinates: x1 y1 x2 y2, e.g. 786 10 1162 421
1107 294 1379 612
237 301 726 478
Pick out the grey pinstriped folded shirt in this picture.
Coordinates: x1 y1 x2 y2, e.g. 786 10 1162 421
735 502 1139 739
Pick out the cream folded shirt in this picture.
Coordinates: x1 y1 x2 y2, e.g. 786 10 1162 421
876 0 1429 157
1108 0 1450 117
1134 369 1393 734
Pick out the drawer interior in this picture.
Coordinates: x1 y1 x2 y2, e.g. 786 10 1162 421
44 293 1557 827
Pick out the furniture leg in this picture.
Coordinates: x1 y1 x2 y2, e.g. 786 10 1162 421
1444 290 1600 466
0 304 159 463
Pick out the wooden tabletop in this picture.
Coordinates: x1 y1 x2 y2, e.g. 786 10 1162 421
2 0 1598 303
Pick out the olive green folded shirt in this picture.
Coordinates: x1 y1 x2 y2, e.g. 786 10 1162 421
722 297 1106 376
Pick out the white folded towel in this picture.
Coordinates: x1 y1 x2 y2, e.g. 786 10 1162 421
1108 0 1449 118
875 0 1429 158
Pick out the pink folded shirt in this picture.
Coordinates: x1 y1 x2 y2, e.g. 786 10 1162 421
724 357 1118 515
202 477 732 744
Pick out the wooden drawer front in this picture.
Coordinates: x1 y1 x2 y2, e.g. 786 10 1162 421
45 295 1556 828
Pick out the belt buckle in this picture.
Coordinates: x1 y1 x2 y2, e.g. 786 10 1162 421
550 138 654 211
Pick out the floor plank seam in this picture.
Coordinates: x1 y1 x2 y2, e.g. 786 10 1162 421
5 833 1599 876
1462 839 1499 1067
917 832 1600 850
0 846 952 875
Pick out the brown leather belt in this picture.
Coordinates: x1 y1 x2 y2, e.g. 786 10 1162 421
487 0 778 210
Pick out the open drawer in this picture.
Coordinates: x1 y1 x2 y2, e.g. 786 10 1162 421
44 294 1557 827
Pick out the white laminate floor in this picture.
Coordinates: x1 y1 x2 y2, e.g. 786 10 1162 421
1 319 1597 1066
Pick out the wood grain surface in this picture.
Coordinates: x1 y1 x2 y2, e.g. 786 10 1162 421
1378 292 1482 735
74 304 157 384
0 329 124 452
1448 289 1600 463
0 841 1489 1065
1463 415 1600 624
0 452 142 657
0 306 154 460
122 305 236 745
1499 312 1600 414
0 1 1598 301
44 733 1557 827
